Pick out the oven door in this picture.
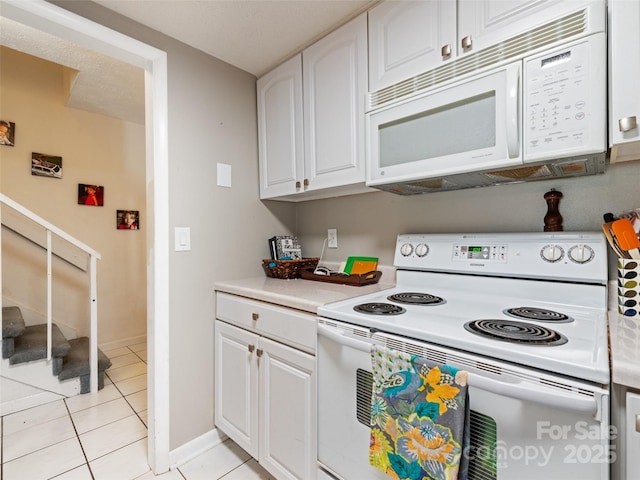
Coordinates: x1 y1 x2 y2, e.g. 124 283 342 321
317 320 611 480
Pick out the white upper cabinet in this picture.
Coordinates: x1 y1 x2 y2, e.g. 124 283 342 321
368 0 456 92
257 14 370 201
608 0 640 163
457 0 581 56
257 54 304 199
368 0 598 96
303 13 368 195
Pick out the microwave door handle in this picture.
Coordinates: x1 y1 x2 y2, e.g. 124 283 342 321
468 373 601 420
318 323 373 353
505 64 520 159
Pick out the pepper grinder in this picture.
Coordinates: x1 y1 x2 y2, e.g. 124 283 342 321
543 189 563 231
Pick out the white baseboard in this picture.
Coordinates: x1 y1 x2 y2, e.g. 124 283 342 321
169 428 228 469
99 335 147 352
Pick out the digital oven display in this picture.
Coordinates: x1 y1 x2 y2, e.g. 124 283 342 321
454 244 507 263
464 246 487 259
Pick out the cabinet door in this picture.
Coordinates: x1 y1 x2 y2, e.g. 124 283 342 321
457 0 582 55
259 336 316 480
368 0 456 92
627 392 640 478
257 54 304 199
609 0 640 162
303 13 367 192
214 320 259 457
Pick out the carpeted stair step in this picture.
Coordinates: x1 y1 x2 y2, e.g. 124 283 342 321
10 323 71 365
58 337 112 394
2 306 27 358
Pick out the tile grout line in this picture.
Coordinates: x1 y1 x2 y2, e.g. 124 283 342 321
1 343 149 479
103 352 148 420
63 395 96 480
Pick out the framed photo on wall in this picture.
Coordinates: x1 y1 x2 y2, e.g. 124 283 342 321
31 152 63 178
0 120 15 146
117 210 139 230
78 184 104 206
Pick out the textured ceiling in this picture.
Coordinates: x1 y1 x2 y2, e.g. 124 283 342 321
92 0 376 77
0 16 145 124
1 0 376 124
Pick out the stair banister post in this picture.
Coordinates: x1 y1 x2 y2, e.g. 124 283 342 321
47 229 53 361
89 253 98 393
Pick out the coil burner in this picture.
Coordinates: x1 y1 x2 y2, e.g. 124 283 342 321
387 292 446 306
504 307 572 323
353 303 406 315
464 319 567 346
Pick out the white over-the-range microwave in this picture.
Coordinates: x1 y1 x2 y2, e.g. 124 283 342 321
366 5 607 195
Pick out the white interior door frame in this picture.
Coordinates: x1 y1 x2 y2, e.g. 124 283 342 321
0 0 171 473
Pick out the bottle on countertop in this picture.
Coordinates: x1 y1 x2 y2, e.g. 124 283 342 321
544 189 563 232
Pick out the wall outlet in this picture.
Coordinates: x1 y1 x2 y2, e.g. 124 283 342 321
328 229 337 248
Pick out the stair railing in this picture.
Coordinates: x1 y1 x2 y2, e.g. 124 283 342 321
0 193 102 393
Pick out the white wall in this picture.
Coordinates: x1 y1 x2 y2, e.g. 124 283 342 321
0 45 147 344
48 1 297 450
46 0 640 454
296 159 640 280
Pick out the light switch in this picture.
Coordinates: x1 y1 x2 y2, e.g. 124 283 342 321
175 227 191 251
217 163 232 187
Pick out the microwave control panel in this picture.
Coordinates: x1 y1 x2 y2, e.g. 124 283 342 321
524 36 601 158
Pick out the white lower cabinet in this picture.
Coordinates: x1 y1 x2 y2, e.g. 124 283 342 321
259 335 316 480
626 391 640 478
214 293 316 480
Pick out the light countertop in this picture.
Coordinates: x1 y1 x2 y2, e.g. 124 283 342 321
216 275 639 389
214 266 396 314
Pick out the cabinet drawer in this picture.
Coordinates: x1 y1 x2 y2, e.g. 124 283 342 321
216 292 316 354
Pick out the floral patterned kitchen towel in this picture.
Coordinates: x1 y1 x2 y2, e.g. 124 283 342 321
370 344 469 480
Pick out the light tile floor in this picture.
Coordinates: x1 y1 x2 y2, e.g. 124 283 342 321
1 342 273 479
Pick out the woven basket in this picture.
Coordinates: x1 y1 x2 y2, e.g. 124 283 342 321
262 258 319 279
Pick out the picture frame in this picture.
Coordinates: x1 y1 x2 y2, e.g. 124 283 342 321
78 184 104 206
0 120 15 146
117 210 139 230
31 152 63 179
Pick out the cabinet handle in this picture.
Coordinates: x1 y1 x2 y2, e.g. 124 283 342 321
461 35 473 51
441 44 452 60
256 348 263 357
248 344 255 353
252 312 259 321
303 178 309 187
619 116 638 133
636 414 640 433
295 181 301 189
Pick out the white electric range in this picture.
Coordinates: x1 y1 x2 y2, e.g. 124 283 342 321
316 232 611 480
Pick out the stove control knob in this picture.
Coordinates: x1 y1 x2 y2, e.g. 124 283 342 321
415 243 429 257
568 244 594 264
540 244 564 262
400 243 414 256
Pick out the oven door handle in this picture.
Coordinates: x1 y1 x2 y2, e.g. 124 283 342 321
468 373 600 419
318 324 373 353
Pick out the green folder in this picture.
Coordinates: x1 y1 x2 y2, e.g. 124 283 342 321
344 256 378 275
